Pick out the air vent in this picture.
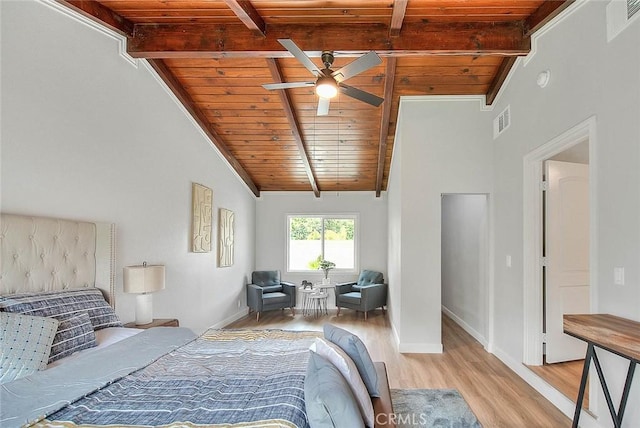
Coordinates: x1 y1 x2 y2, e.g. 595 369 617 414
493 105 511 139
629 0 640 19
608 0 638 41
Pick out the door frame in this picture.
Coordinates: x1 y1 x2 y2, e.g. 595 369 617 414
523 115 598 366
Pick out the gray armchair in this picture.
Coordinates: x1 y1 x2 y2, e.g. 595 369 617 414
247 270 296 321
335 270 387 320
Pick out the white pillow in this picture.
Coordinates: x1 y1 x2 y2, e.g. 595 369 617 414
0 312 59 384
312 337 375 428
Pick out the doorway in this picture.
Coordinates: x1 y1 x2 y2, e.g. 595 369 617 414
544 155 590 364
522 116 598 414
532 147 590 407
441 194 490 347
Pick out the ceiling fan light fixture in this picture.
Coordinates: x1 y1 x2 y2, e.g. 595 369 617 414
316 76 338 99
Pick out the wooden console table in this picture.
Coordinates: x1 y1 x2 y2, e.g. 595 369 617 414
564 314 640 428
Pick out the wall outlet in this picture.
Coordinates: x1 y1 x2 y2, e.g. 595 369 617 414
506 255 512 268
237 298 241 308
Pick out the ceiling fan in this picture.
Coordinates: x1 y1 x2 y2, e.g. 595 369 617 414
262 39 384 116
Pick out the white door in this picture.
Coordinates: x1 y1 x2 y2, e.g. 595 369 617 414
544 160 590 363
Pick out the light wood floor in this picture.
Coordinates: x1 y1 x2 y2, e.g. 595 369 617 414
528 359 588 409
227 309 571 427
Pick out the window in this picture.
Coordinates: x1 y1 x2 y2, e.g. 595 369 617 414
287 215 357 272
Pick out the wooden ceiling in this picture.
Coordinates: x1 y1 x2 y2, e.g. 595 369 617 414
59 0 574 197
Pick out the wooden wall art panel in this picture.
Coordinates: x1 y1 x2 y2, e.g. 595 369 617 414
192 182 213 253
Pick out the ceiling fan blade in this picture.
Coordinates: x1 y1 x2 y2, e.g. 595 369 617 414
339 83 384 107
278 39 322 77
317 97 330 116
262 81 315 90
331 51 382 83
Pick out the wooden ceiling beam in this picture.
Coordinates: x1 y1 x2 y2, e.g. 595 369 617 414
265 59 320 197
389 0 408 37
375 57 397 197
128 22 530 59
147 59 260 197
222 0 266 37
56 0 134 36
485 56 517 105
525 0 575 36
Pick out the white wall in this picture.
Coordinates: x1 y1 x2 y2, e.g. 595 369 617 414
390 1 639 423
441 194 488 344
255 191 388 307
387 126 403 339
489 2 640 425
391 1 639 425
389 98 494 352
1 0 256 334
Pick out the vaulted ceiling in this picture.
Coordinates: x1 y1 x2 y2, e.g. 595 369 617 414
59 0 574 197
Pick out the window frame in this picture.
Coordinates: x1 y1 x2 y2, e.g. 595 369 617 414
285 213 359 274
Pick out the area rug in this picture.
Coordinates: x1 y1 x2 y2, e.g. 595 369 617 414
390 389 482 428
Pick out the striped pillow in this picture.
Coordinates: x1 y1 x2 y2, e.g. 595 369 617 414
48 312 97 363
0 288 121 330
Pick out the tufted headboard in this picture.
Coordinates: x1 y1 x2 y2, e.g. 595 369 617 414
0 214 116 307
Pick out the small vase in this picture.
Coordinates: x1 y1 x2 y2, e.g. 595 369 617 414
322 277 330 285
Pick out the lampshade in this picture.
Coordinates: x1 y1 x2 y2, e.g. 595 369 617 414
315 76 338 99
123 263 165 294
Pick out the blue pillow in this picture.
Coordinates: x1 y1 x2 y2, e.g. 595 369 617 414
0 288 121 330
357 270 384 287
304 351 365 428
323 324 380 397
48 312 97 363
0 313 59 384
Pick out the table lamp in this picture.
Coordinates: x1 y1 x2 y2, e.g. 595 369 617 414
123 262 165 325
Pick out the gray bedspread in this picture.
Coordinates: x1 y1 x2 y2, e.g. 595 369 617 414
1 328 319 428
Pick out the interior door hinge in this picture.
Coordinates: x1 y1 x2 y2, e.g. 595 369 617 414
542 333 547 343
540 181 549 191
541 257 548 267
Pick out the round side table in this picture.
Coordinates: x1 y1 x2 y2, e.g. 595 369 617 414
299 287 317 316
306 291 329 317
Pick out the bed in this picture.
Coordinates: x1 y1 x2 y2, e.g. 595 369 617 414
0 214 394 428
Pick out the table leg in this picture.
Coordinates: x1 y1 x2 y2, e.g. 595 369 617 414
303 292 312 316
617 361 636 425
592 348 623 428
574 345 638 428
572 344 593 428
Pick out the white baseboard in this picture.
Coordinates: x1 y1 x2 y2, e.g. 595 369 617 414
390 318 401 352
492 346 603 428
390 312 442 353
208 308 250 330
441 306 488 349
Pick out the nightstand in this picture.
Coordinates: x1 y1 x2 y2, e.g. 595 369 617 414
124 318 179 329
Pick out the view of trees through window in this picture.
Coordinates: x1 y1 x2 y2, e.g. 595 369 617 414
288 216 356 271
